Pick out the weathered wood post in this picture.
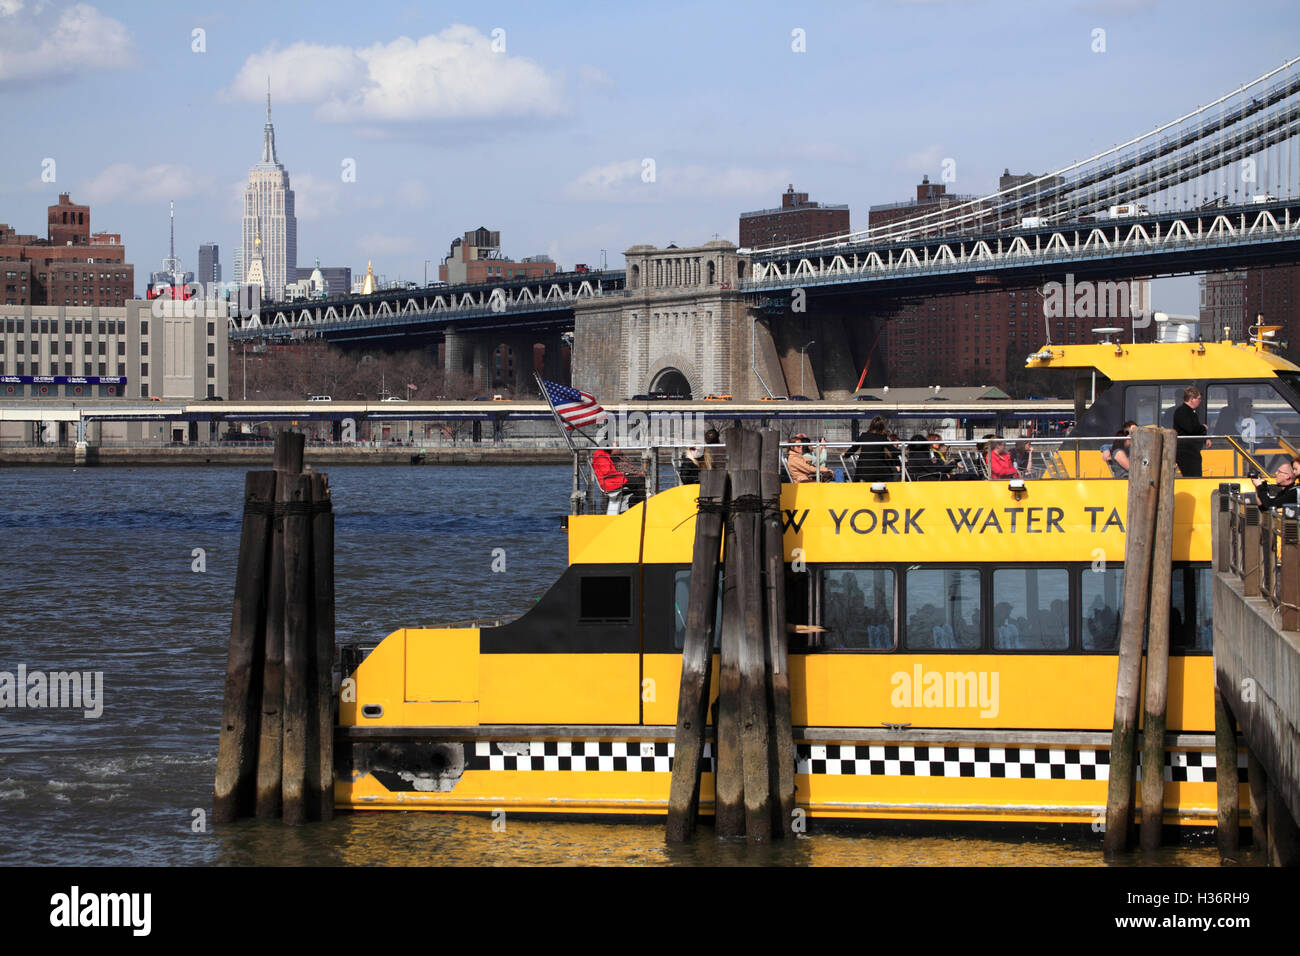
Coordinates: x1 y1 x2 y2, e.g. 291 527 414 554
213 470 277 823
666 469 727 843
254 432 303 819
279 471 314 826
1247 751 1268 856
1214 685 1240 857
1140 428 1177 852
1212 488 1230 573
1104 426 1161 857
714 428 746 837
760 428 796 838
308 472 336 822
733 428 772 843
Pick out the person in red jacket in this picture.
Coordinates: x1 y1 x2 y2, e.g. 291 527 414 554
987 438 1021 479
592 446 629 513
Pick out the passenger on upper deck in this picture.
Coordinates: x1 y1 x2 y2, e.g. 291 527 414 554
788 433 834 483
851 417 898 482
679 446 703 485
1173 386 1209 477
592 446 629 514
1101 421 1138 478
987 439 1020 479
613 444 647 506
1251 461 1297 511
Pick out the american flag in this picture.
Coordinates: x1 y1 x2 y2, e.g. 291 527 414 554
539 378 606 429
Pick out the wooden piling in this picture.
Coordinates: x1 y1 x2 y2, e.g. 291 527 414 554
760 428 795 838
1139 428 1177 852
1266 781 1300 866
279 472 314 826
213 470 277 823
308 471 336 822
254 433 302 819
666 469 728 843
733 429 771 843
714 428 746 837
1104 426 1161 857
1214 685 1240 857
1246 749 1268 855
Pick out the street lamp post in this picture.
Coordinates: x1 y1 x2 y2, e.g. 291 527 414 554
799 339 815 397
424 259 432 286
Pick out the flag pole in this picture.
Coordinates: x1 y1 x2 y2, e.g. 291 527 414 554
535 372 577 453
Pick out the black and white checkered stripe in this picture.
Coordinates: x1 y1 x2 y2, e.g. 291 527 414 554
462 740 1245 781
466 740 712 773
794 744 1247 782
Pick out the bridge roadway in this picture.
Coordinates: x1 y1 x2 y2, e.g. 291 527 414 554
229 200 1300 345
0 398 1074 426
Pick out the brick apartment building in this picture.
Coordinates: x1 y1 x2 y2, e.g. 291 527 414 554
876 174 1150 391
0 194 134 307
1201 265 1300 355
438 227 556 285
739 185 850 249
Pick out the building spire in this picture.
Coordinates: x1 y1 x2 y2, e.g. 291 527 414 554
261 77 278 165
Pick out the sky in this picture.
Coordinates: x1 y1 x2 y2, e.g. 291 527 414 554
2 0 1298 313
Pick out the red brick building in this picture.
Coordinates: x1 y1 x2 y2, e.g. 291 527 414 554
739 185 850 250
438 227 556 285
0 194 134 307
1201 265 1300 355
876 175 1151 393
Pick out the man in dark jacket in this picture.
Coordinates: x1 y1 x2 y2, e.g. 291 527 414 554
1173 386 1208 477
1252 461 1298 511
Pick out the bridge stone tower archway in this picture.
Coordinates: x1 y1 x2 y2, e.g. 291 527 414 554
573 240 779 400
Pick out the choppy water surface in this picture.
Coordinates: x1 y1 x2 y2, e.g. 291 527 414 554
0 465 1225 866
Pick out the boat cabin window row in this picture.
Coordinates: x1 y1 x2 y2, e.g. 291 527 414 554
664 564 1210 655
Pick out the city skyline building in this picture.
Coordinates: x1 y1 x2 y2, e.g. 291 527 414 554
198 242 221 286
738 184 850 249
0 193 134 307
240 87 296 299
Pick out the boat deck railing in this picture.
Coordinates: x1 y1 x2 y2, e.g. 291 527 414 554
568 434 1298 514
1222 487 1300 630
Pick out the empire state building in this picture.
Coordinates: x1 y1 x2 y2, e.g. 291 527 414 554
240 90 297 299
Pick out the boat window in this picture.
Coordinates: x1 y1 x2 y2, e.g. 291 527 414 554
1206 383 1296 441
1124 384 1185 428
579 575 631 622
1081 566 1124 651
671 570 722 650
1171 566 1212 651
821 568 895 650
991 568 1069 650
905 568 981 650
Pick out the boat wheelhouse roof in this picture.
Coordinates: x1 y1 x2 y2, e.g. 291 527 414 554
1025 341 1300 381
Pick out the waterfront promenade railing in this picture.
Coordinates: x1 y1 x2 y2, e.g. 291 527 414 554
1223 488 1300 631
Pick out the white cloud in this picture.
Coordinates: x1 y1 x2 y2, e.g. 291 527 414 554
226 25 564 123
291 172 343 222
563 159 787 204
79 163 212 205
0 3 133 85
395 178 431 207
896 144 947 175
577 64 615 93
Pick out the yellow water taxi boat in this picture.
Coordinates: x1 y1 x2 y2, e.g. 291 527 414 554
335 328 1300 830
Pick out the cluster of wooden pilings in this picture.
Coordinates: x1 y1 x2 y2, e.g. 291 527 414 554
1104 426 1179 856
214 432 337 826
667 427 797 843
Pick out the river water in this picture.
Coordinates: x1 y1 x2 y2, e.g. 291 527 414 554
0 464 1226 866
